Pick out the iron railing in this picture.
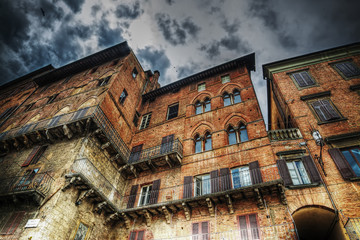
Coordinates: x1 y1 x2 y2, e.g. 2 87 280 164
0 172 54 197
153 222 297 239
128 139 183 164
268 128 302 141
69 158 122 207
121 164 280 209
345 217 360 240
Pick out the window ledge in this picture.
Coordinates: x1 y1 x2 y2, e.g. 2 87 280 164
349 177 360 181
287 182 320 189
317 117 347 125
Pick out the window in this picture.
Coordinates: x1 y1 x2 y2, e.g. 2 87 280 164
194 132 212 153
333 61 360 79
129 144 143 163
198 83 206 92
73 222 90 240
132 68 138 78
24 103 34 112
167 103 179 120
329 147 360 179
90 67 98 74
231 166 251 188
0 211 25 235
192 222 209 240
223 89 242 106
161 134 174 154
133 111 140 127
98 76 111 86
138 185 152 206
238 214 260 240
291 71 316 88
204 133 212 151
310 99 341 122
0 106 17 123
139 113 151 130
15 168 39 191
119 89 128 104
221 75 230 84
47 94 58 104
195 98 211 115
286 160 311 185
195 174 211 196
227 124 248 145
195 134 202 153
21 146 47 167
129 230 144 240
341 147 360 177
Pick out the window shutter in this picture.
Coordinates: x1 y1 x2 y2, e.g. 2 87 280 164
249 214 260 240
201 221 209 239
210 170 220 193
22 146 42 167
1 211 25 235
220 168 231 191
328 148 355 180
192 222 199 235
311 101 328 121
276 159 293 186
292 73 307 87
161 134 174 154
336 63 353 77
0 106 17 122
183 176 193 199
127 184 139 209
137 231 144 240
129 231 137 240
301 72 315 86
301 156 321 183
249 161 263 184
149 179 161 204
321 100 340 120
129 145 143 163
239 216 248 239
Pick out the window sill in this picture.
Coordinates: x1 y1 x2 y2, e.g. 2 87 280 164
317 118 347 125
287 182 320 189
349 176 360 181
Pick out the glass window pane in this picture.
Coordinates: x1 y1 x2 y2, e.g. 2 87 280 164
195 137 202 153
204 99 211 112
240 129 248 142
223 94 231 106
231 169 241 189
202 175 210 195
205 134 212 151
240 167 251 186
295 161 310 184
198 83 206 92
233 90 241 103
287 162 301 185
196 104 203 115
228 129 237 145
342 150 360 176
195 178 202 196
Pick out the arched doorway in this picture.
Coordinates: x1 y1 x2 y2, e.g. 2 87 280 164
292 206 346 240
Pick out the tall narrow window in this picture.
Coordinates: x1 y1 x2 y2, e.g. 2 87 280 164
231 166 251 188
239 124 248 142
204 133 212 151
223 93 231 106
227 123 249 145
138 185 152 206
195 101 203 115
286 160 311 185
132 68 138 78
221 75 230 84
195 174 211 196
98 76 111 86
167 103 179 120
119 89 128 104
140 113 152 130
195 135 202 153
341 147 360 177
192 222 209 240
228 127 237 145
204 98 211 112
238 214 260 240
233 89 241 103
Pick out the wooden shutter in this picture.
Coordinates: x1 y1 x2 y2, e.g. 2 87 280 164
220 168 231 191
129 231 137 240
129 145 143 163
161 134 174 154
301 156 321 183
321 100 340 120
249 161 262 184
201 222 209 239
276 160 293 186
22 146 42 167
149 179 161 204
127 184 139 209
0 211 25 235
192 222 199 235
300 72 315 86
311 101 328 121
0 106 17 121
292 73 307 87
328 148 355 180
137 231 144 240
210 170 220 193
249 214 260 239
183 176 193 199
336 62 360 78
239 216 248 239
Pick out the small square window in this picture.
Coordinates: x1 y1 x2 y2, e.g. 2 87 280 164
119 89 128 104
47 94 58 104
24 103 34 112
198 83 206 92
221 75 230 84
73 222 90 240
167 103 179 120
140 113 152 130
332 61 360 79
98 76 111 86
290 71 316 88
132 68 138 78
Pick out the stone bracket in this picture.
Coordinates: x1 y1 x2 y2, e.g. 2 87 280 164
225 194 234 214
165 155 173 168
254 188 264 209
94 201 107 214
101 142 111 149
277 183 287 205
63 124 73 139
130 165 138 178
206 198 215 217
162 206 172 224
182 202 191 221
106 212 120 224
76 189 94 205
62 176 81 191
176 154 182 165
45 129 55 142
122 213 131 229
146 160 156 172
143 209 152 227
110 153 121 162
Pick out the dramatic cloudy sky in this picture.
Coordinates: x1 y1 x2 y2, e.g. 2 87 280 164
1 0 360 127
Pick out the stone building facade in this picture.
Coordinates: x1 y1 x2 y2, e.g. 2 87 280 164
0 41 358 240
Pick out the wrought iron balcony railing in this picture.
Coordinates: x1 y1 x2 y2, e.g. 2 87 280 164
0 172 54 197
345 217 360 240
128 139 183 164
268 128 302 141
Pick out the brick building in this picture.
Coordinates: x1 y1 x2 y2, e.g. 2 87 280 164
263 42 360 240
0 41 358 240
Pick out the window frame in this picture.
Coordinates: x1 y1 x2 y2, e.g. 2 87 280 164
286 160 311 185
195 98 211 115
139 113 152 130
238 214 260 240
231 166 251 189
129 230 145 240
289 69 317 89
119 89 128 104
194 174 211 197
307 98 344 124
72 221 90 240
132 68 138 78
192 221 209 240
0 211 26 235
223 89 242 106
98 76 111 86
340 146 360 177
138 184 152 206
331 60 360 80
166 103 179 120
198 83 206 92
221 74 230 84
227 124 249 145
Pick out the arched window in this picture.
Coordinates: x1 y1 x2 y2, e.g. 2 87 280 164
233 89 241 104
204 98 211 112
204 132 212 151
195 101 203 115
239 124 248 142
195 135 202 153
223 92 231 106
228 126 237 145
227 123 249 145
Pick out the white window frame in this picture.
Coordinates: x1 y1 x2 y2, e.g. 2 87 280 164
231 166 251 188
286 160 310 185
194 174 210 196
198 83 206 92
221 75 230 84
138 185 152 206
139 113 152 130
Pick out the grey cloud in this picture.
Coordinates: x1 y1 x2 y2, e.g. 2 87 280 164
97 19 124 47
199 42 220 59
165 0 174 5
91 4 101 15
176 62 201 79
221 19 240 33
181 18 201 38
115 2 143 20
63 0 85 13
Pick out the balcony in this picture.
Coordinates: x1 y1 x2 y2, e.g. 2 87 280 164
0 172 54 205
152 223 298 239
345 217 360 240
0 106 130 165
268 128 302 141
63 158 122 215
119 139 183 178
114 165 286 228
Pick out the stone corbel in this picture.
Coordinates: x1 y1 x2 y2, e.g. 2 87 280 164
76 189 94 205
85 118 92 133
143 210 152 227
110 154 121 162
277 183 287 205
182 202 191 221
101 142 111 149
225 194 234 214
23 135 32 148
63 124 73 139
45 129 55 142
62 176 80 191
254 188 264 209
106 212 120 224
94 201 107 214
165 155 172 168
206 198 215 217
122 213 131 229
162 206 171 224
130 165 138 178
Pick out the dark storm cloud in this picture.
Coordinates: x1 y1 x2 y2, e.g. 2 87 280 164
176 62 201 79
137 46 171 83
62 0 85 13
115 2 143 19
97 19 124 47
199 42 221 59
165 0 174 5
155 13 201 46
91 4 101 16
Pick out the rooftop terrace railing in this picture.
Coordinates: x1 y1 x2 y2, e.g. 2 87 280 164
268 128 302 141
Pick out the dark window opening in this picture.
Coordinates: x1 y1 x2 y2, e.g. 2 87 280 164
98 76 111 86
132 68 138 78
140 113 152 130
334 61 360 78
119 89 128 104
133 111 140 127
47 94 58 104
167 103 179 120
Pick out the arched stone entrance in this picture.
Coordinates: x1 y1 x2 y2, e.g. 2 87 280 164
292 205 346 240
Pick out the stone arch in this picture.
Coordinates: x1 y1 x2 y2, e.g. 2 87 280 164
27 113 42 124
217 83 242 96
54 105 71 116
222 113 250 130
189 121 215 139
77 97 97 110
190 91 213 105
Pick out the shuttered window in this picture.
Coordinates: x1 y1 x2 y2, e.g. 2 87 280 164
334 61 360 78
138 185 152 206
129 230 144 240
127 184 139 209
210 170 220 193
329 148 358 179
149 179 161 205
192 222 209 240
0 211 25 235
139 113 151 130
129 144 143 163
21 146 47 167
311 99 341 122
238 214 260 240
249 161 262 185
183 176 193 199
231 166 251 188
220 168 231 191
119 89 128 104
161 134 174 154
195 174 211 196
291 71 315 87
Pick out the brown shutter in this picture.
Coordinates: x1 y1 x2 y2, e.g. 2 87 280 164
129 231 137 240
328 148 355 180
239 216 248 239
301 156 321 183
192 222 199 235
201 221 209 239
220 168 231 191
249 161 262 184
210 170 220 193
276 160 293 186
127 184 139 209
183 176 193 199
129 144 143 163
321 100 340 120
292 73 307 87
301 72 315 85
311 101 328 121
1 211 25 235
137 231 144 240
149 179 161 204
249 214 260 239
161 134 174 154
22 146 42 167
